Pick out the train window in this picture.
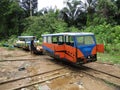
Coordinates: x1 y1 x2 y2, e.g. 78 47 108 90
76 36 84 45
76 36 95 45
52 36 58 43
84 36 94 45
47 36 52 43
58 36 64 45
19 38 25 41
52 36 64 44
65 36 74 46
58 36 63 42
43 37 47 43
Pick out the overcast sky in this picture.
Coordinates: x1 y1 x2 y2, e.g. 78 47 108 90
38 0 65 10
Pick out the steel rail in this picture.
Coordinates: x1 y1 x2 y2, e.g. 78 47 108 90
14 74 66 90
81 70 120 88
0 58 45 62
0 67 65 85
81 66 120 79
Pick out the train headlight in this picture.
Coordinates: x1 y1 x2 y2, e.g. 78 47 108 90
88 56 90 59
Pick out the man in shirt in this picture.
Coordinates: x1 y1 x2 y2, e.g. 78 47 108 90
30 37 36 54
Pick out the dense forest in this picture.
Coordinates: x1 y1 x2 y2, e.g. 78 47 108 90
0 0 120 55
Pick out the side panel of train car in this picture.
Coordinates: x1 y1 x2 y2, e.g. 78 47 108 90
42 33 104 64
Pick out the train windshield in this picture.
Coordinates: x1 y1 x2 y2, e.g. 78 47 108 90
76 35 95 46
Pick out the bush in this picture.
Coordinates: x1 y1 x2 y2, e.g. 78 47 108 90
85 24 120 55
7 35 17 44
22 14 68 41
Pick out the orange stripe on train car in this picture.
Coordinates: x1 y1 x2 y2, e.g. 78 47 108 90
77 49 84 58
91 46 97 55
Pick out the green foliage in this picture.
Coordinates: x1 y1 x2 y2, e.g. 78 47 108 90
0 35 17 48
95 0 118 24
85 24 120 55
0 0 25 40
98 53 120 64
60 0 87 28
0 35 17 51
7 35 17 44
22 12 68 41
68 26 80 32
0 40 6 47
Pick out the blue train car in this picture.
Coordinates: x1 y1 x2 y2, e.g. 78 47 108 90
42 32 104 64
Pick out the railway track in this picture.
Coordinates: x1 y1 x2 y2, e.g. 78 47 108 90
59 62 120 88
82 66 120 79
0 57 119 89
45 60 120 88
80 66 120 88
0 67 68 90
0 58 45 62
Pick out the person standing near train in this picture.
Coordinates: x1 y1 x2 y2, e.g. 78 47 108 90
30 37 36 54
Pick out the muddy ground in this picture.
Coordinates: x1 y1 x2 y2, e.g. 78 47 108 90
0 47 120 90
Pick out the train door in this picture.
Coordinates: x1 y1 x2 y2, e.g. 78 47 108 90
96 44 104 53
64 36 77 63
54 35 65 58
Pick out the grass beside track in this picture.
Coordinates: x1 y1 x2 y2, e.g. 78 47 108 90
98 53 120 64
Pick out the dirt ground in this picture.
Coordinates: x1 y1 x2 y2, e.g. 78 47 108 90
0 47 120 90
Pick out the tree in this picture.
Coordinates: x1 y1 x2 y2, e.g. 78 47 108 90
0 0 24 40
96 0 117 24
7 0 25 35
83 0 97 26
19 0 38 16
60 0 98 28
0 0 10 38
60 0 86 28
114 0 120 24
37 7 59 16
22 12 68 39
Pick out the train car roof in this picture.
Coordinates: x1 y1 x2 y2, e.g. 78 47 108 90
18 36 36 38
41 32 94 37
